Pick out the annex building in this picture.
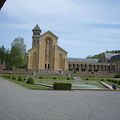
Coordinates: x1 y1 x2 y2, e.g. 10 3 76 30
28 25 120 73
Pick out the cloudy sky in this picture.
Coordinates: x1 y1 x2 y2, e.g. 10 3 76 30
0 0 120 58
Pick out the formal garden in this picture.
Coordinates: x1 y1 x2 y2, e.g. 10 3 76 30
1 72 120 90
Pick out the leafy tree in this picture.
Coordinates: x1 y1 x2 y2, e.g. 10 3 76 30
0 46 7 64
9 46 24 68
11 37 26 58
10 37 27 68
87 50 120 59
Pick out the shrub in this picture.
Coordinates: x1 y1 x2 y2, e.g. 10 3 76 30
18 76 24 82
86 78 89 80
66 77 70 80
114 75 120 78
39 76 42 79
74 71 76 73
53 77 57 80
118 81 120 85
26 77 34 84
12 76 16 80
53 83 72 90
2 75 11 79
101 79 104 81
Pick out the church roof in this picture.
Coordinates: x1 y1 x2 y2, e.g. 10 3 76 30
68 58 99 63
41 31 58 39
33 24 41 31
57 45 68 54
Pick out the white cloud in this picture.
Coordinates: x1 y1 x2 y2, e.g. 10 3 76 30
4 0 81 19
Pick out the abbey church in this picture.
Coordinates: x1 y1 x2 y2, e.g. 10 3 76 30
28 25 120 73
27 25 68 70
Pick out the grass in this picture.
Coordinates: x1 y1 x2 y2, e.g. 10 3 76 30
81 76 120 89
0 74 49 90
38 75 72 80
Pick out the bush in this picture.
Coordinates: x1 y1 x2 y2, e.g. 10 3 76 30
53 83 72 90
18 76 24 82
74 71 76 73
101 79 104 81
118 81 120 85
86 78 89 80
66 77 70 80
114 75 120 78
12 76 16 80
26 77 34 84
2 75 11 79
53 77 57 80
39 76 43 79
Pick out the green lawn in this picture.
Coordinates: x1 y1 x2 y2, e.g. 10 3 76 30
0 74 49 90
81 76 120 88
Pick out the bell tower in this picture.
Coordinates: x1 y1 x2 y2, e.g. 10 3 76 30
32 24 41 47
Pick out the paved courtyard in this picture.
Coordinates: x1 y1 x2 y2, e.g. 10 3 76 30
0 78 120 120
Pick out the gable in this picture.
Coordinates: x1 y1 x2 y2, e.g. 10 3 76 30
40 31 58 39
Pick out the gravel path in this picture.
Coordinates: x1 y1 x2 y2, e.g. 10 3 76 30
0 78 120 120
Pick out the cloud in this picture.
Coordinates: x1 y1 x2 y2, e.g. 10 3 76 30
3 0 80 19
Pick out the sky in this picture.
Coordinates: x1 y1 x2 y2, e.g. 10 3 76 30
0 0 120 58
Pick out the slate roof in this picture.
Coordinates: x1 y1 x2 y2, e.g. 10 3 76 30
104 53 119 60
110 55 120 62
33 24 41 31
68 58 99 63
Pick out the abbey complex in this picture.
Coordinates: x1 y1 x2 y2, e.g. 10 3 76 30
28 25 120 74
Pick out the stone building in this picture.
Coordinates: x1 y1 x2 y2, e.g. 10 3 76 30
28 24 120 73
27 25 68 71
68 58 112 72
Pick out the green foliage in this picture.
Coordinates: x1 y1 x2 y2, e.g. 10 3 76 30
86 78 89 80
87 50 120 59
87 53 104 59
66 77 70 80
0 46 8 64
101 79 104 81
114 75 120 78
118 81 120 85
53 83 72 90
18 76 24 82
53 77 57 80
26 77 34 84
39 76 43 79
12 76 16 80
2 75 11 79
9 46 24 68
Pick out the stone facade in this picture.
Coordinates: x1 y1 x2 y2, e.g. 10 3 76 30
28 25 120 73
27 25 68 71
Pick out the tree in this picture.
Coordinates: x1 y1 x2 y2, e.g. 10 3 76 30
9 46 24 68
0 46 6 64
9 37 27 68
11 37 26 58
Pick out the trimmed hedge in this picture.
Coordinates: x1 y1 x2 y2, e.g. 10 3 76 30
18 76 24 82
26 77 34 84
53 77 57 80
53 83 72 90
39 76 43 79
12 76 16 80
66 77 70 80
114 75 120 78
118 81 120 85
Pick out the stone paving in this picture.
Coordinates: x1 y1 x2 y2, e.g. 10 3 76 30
0 78 120 120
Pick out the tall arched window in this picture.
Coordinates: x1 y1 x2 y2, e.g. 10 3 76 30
45 39 51 69
32 52 37 69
